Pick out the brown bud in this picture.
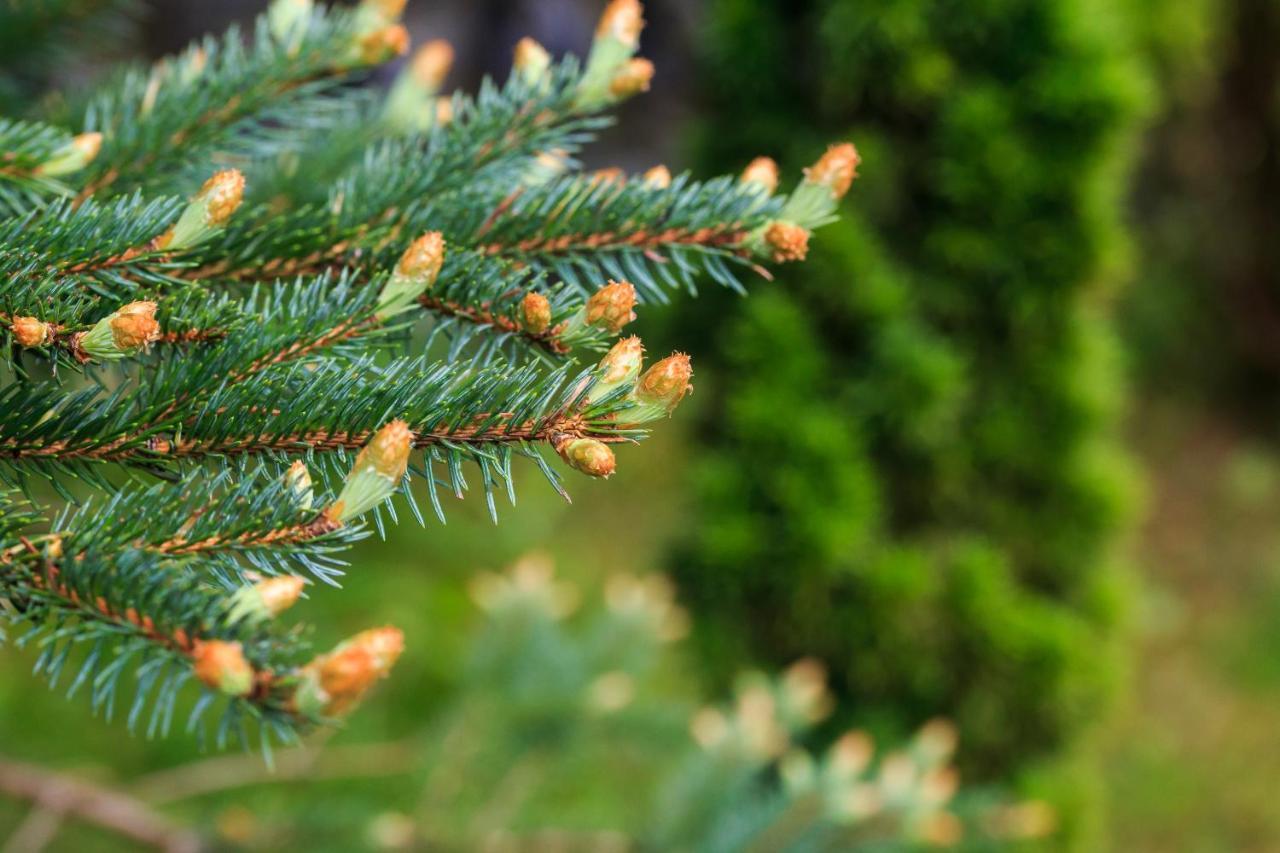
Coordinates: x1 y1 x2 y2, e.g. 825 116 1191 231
590 167 627 188
410 39 454 89
257 576 305 616
741 156 779 194
109 301 160 351
557 437 617 479
199 169 245 227
805 142 860 200
635 352 692 414
435 96 454 126
359 24 410 64
353 419 413 481
642 164 672 189
396 231 445 284
521 292 552 334
10 316 52 348
609 57 654 98
300 626 405 716
600 335 644 384
585 280 637 333
597 0 645 48
514 37 552 76
191 639 254 697
764 221 810 262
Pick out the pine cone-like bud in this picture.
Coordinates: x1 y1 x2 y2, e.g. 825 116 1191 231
294 626 404 717
514 37 552 82
109 301 160 351
585 280 637 333
227 575 306 623
587 335 644 404
435 97 454 126
34 132 103 177
764 221 810 262
358 24 410 64
10 316 52 348
410 40 454 89
378 232 445 318
632 352 693 418
805 142 860 200
521 292 552 334
284 460 314 510
609 57 654 98
597 0 645 48
160 169 245 251
330 420 413 522
643 164 672 188
191 640 254 697
741 157 780 194
557 437 617 479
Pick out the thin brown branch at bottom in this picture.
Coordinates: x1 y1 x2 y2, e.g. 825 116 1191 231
0 757 202 853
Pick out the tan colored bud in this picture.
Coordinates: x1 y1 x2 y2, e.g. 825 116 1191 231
397 231 445 283
109 301 160 351
642 164 671 188
635 352 692 414
600 336 644 384
359 24 410 64
297 626 404 717
597 0 645 48
521 292 552 334
514 37 552 78
410 39 454 89
741 156 779 194
353 419 413 481
805 142 860 200
435 96 454 126
609 57 654 98
585 280 637 333
764 221 810 262
191 640 254 697
284 460 314 509
198 169 245 227
257 576 305 616
10 316 52 348
590 167 627 188
557 437 616 479
34 132 103 177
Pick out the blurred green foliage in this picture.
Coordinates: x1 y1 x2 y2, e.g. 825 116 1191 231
673 0 1151 837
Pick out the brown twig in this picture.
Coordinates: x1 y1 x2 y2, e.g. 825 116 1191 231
0 758 202 853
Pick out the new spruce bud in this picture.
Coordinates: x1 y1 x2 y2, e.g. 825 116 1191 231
191 640 254 697
578 0 646 109
10 316 52 348
227 575 306 624
587 336 644 403
293 626 404 717
584 280 637 333
609 57 654 99
597 0 645 49
34 132 102 177
355 24 410 66
521 292 552 334
159 169 245 251
284 460 314 510
77 301 160 360
329 420 413 523
556 437 617 479
778 140 860 229
741 156 780 195
385 40 454 132
377 232 445 319
642 164 672 189
514 37 552 85
763 221 810 262
435 97 454 127
805 142 860 200
627 352 692 421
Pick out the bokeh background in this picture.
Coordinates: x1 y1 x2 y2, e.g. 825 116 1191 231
2 0 1278 849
